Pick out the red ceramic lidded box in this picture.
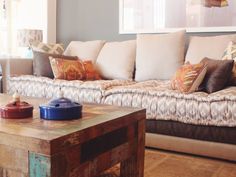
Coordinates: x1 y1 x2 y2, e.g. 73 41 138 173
0 92 33 119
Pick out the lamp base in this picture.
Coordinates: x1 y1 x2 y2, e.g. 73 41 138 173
18 47 33 59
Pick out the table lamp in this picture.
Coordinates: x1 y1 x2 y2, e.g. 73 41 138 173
17 29 43 58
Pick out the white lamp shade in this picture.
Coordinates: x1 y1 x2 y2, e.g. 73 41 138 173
17 29 43 47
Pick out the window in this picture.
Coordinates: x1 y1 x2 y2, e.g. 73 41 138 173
0 0 56 57
119 0 236 34
0 0 11 56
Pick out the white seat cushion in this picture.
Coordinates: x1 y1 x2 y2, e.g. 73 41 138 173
104 80 236 127
7 75 134 104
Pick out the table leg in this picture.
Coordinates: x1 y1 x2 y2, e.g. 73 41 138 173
120 119 145 177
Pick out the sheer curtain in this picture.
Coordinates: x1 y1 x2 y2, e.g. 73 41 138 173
0 0 51 57
0 0 9 56
0 0 19 57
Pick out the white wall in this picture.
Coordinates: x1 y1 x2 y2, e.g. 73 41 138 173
15 0 56 43
45 0 57 43
57 0 135 46
16 0 44 30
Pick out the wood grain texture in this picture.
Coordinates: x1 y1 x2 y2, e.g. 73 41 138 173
0 94 146 177
120 119 145 177
29 153 51 177
0 167 27 177
0 94 145 155
0 144 28 173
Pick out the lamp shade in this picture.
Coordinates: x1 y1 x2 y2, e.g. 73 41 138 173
17 29 43 47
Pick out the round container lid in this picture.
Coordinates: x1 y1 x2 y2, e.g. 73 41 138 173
0 92 33 111
3 101 33 110
42 97 80 109
0 100 33 119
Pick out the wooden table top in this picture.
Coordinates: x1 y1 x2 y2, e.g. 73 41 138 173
0 94 144 142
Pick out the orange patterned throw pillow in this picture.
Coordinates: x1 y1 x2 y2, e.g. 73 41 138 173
83 60 101 80
171 62 207 93
49 57 100 80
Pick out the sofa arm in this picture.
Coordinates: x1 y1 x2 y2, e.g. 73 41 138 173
0 58 33 93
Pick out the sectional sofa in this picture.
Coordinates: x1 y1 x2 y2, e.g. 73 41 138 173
1 31 236 161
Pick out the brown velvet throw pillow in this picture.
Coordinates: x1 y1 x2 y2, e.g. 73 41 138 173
200 58 234 93
33 51 78 78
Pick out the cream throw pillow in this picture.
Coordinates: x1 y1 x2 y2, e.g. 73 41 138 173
64 40 106 63
186 34 236 64
135 30 186 81
96 40 136 80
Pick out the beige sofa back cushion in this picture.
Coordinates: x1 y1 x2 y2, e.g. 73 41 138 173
186 34 236 64
135 30 186 81
64 40 106 62
96 40 136 80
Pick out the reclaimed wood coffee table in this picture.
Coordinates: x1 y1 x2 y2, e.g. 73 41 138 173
0 94 146 177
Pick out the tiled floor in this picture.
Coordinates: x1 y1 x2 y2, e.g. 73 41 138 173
101 149 236 177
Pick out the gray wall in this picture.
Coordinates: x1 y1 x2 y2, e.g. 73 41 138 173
57 0 134 46
57 0 235 46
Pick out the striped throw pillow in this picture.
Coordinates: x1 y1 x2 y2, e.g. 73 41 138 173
171 62 207 93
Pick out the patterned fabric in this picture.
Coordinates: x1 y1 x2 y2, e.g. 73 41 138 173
222 41 236 85
83 60 101 80
171 63 207 93
33 51 78 79
50 57 85 80
7 75 134 104
6 75 236 127
222 41 236 60
31 42 64 54
104 80 236 127
50 58 101 81
17 29 43 47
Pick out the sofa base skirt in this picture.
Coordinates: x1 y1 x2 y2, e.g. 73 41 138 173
146 133 236 162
